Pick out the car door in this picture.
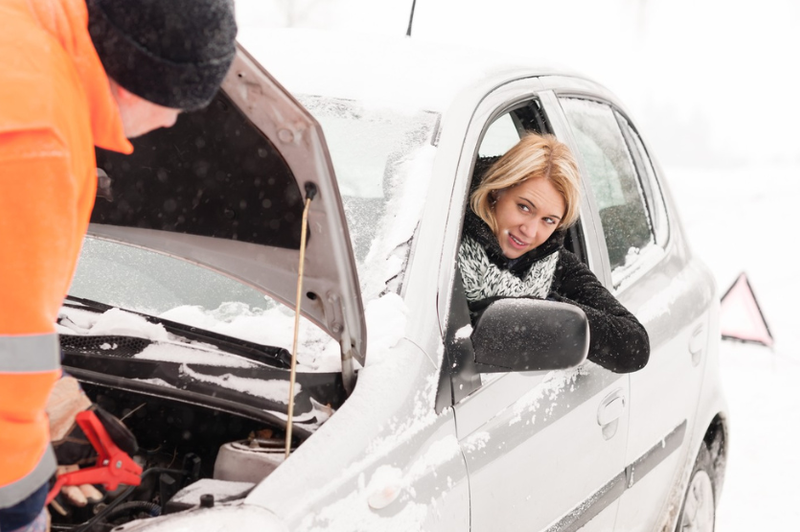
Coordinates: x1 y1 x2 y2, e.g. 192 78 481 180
555 94 713 531
438 85 631 532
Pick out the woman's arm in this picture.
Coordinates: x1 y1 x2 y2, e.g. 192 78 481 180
549 250 650 373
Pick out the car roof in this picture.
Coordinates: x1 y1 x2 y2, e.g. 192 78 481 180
237 28 587 113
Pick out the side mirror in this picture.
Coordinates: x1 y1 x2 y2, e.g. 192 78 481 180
472 298 589 373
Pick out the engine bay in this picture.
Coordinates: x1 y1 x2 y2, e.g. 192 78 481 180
51 300 347 530
50 383 292 532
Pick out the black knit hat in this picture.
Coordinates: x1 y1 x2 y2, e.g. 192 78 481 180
87 0 237 110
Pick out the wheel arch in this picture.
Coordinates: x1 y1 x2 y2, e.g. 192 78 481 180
702 412 728 505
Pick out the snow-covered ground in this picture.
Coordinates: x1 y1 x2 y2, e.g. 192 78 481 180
664 163 800 530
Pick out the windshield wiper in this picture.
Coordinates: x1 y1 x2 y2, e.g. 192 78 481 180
62 295 292 369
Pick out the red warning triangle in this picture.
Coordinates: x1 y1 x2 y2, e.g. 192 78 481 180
720 273 774 347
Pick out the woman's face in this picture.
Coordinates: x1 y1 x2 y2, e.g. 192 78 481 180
492 177 566 259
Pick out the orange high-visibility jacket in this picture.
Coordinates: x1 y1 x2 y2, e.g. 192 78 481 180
0 0 131 507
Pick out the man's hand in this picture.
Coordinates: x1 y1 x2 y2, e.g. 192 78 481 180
47 376 91 443
55 465 103 507
46 376 137 507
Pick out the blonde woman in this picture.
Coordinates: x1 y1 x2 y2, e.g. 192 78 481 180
458 133 649 373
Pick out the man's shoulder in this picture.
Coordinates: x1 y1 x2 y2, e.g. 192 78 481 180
0 2 88 136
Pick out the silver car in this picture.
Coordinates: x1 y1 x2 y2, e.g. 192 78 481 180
57 30 727 532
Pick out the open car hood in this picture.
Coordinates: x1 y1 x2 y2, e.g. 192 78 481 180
90 44 365 387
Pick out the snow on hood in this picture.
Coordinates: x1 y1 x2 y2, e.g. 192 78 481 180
112 504 288 532
359 145 438 302
244 294 448 525
160 303 341 372
59 303 340 372
60 292 417 375
363 293 408 364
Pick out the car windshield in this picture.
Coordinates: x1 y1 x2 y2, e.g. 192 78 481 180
66 96 439 370
298 95 439 272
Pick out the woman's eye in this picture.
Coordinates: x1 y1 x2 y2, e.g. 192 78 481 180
518 204 530 212
544 217 556 225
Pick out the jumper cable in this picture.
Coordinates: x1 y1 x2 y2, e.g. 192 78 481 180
46 410 142 505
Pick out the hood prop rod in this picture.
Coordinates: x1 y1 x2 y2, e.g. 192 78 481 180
286 183 317 458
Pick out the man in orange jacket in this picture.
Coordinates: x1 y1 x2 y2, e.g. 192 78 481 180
0 0 237 529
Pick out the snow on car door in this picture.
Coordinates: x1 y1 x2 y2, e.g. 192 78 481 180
455 365 630 532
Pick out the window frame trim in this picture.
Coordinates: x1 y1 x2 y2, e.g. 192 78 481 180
613 111 672 249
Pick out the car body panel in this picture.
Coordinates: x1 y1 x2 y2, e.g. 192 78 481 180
243 340 470 531
456 368 629 532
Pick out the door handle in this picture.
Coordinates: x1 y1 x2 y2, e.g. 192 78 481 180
689 324 706 367
597 388 626 440
598 391 626 426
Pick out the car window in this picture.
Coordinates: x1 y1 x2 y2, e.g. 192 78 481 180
479 113 520 157
559 98 654 277
444 99 560 399
70 238 268 315
615 114 669 246
297 95 440 275
476 114 516 388
68 237 342 372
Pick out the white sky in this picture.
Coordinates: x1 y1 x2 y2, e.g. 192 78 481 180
235 0 800 166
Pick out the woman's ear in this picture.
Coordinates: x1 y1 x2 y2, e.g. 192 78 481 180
490 189 505 204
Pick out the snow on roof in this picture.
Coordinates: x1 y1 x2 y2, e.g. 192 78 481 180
237 28 577 113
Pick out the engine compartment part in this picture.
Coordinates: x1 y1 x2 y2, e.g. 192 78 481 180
213 438 287 483
48 383 292 531
162 478 254 514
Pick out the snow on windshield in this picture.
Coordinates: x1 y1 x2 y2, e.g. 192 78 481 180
298 95 439 291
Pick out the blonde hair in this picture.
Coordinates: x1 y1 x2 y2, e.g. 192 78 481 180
471 133 582 234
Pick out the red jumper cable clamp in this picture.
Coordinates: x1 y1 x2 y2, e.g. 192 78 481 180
46 410 142 505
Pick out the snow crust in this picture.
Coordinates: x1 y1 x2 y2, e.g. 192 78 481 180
360 145 438 301
454 324 472 340
75 307 170 342
59 303 339 373
113 504 287 532
632 264 694 325
179 365 298 404
161 303 341 372
134 344 257 369
244 293 458 531
363 293 408 361
507 369 582 426
612 243 666 291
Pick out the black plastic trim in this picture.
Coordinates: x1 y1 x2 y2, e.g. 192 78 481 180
546 471 627 532
64 366 316 440
626 420 687 489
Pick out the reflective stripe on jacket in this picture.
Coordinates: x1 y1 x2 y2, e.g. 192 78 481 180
0 0 131 506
